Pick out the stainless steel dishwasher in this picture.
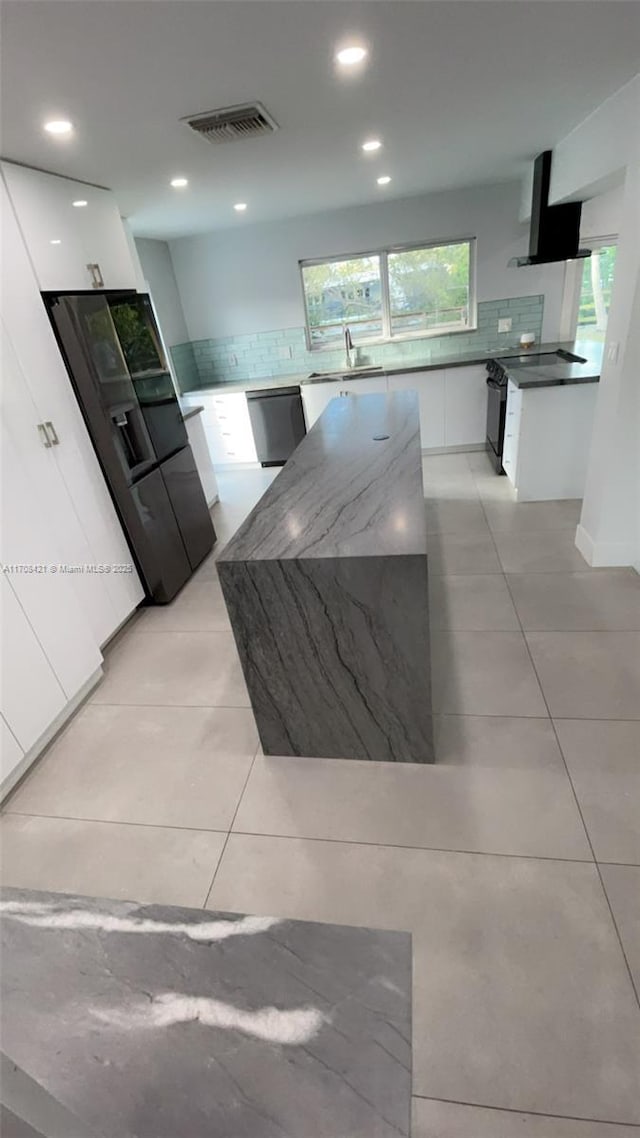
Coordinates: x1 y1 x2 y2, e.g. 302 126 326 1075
246 385 307 467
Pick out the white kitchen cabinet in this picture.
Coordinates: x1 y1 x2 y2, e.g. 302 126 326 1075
1 414 103 697
182 390 258 465
1 161 137 292
0 575 67 756
185 411 219 506
503 379 598 501
302 376 388 429
1 178 144 640
302 381 342 428
444 365 487 447
211 391 258 462
387 370 446 449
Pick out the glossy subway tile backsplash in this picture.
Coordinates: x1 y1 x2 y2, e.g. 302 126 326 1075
171 295 544 392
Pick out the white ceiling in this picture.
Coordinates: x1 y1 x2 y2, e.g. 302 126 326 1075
2 1 639 239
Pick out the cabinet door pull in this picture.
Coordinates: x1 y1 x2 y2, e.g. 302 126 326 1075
44 421 60 445
37 423 53 448
86 262 104 289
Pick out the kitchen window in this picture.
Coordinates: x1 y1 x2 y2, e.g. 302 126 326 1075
576 240 618 346
561 236 618 347
300 237 476 350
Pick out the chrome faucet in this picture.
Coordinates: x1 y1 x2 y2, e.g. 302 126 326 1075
344 325 354 369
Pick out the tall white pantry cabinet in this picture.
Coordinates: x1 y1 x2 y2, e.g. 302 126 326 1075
1 165 144 797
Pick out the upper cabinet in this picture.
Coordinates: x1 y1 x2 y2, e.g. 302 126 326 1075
1 162 137 292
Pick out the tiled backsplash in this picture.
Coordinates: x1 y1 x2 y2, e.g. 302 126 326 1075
171 295 544 392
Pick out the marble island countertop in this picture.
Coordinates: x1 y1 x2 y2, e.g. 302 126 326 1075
180 340 601 397
219 390 426 562
1 887 412 1138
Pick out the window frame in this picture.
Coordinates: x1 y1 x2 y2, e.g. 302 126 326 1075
299 235 477 352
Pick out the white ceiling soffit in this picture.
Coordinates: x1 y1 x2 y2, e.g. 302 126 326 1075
1 0 639 239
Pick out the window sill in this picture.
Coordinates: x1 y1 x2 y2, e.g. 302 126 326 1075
308 324 477 353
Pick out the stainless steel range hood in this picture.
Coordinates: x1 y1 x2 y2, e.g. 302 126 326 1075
510 150 591 267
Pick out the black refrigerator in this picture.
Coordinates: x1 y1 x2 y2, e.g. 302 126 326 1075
45 291 215 603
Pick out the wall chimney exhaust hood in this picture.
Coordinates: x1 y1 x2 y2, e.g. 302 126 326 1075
510 150 591 267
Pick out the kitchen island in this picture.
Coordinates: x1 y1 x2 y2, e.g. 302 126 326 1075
1 887 412 1137
218 390 433 763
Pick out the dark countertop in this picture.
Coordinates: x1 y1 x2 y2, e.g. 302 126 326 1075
500 340 603 390
1 887 412 1138
180 340 600 397
219 390 425 561
180 402 204 421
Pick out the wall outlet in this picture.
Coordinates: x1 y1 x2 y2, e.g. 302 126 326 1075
498 317 512 334
229 353 238 367
278 345 293 360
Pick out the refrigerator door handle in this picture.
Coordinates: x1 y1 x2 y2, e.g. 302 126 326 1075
37 423 53 448
44 420 60 446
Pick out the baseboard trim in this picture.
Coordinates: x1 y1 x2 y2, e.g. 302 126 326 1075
1 667 103 803
575 523 639 567
422 443 485 456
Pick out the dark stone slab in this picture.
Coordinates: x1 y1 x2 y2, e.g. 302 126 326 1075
179 340 600 394
0 887 412 1138
218 392 433 762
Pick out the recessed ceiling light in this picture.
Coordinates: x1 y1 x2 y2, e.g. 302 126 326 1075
377 175 391 186
362 139 382 152
336 44 368 66
170 177 188 188
234 202 247 212
44 119 73 135
72 200 88 208
50 239 62 245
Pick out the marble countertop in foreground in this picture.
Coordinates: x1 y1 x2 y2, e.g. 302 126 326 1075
1 887 412 1138
219 390 425 562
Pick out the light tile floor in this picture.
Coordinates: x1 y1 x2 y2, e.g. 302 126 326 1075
3 453 640 1134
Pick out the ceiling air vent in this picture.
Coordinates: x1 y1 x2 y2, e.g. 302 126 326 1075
183 102 278 144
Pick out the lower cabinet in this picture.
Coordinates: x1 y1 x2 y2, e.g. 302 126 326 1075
302 376 388 429
388 370 446 449
503 381 598 502
182 392 258 465
1 577 68 757
185 413 219 506
444 365 487 447
301 381 342 429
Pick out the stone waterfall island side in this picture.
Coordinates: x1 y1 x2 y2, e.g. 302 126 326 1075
218 390 433 763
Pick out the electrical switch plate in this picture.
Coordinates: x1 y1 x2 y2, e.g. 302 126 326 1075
229 353 238 367
278 345 293 360
498 318 512 334
606 342 619 364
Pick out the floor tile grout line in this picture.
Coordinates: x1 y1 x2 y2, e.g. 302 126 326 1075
201 743 261 909
476 482 640 1011
193 826 601 865
0 810 231 835
85 701 640 721
1 809 613 865
412 1092 640 1129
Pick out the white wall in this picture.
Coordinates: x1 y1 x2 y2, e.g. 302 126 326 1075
135 237 189 347
580 183 624 240
553 72 640 569
169 181 566 344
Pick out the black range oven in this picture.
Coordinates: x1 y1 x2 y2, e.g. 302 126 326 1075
485 359 508 473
